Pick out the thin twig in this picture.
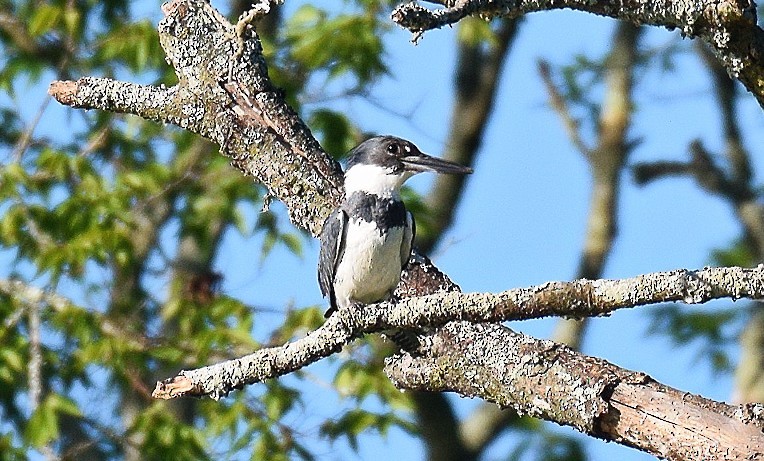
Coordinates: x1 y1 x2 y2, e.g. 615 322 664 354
537 59 592 157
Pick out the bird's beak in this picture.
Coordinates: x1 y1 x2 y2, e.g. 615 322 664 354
400 153 473 175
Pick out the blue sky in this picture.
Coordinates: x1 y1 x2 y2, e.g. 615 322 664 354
9 1 764 459
214 3 764 460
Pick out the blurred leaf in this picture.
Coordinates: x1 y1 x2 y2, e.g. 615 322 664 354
133 404 209 460
263 382 300 421
332 357 412 410
28 4 62 37
272 306 324 343
0 432 26 461
280 232 303 257
255 210 307 260
320 408 413 451
284 5 387 85
308 110 356 159
62 6 82 38
25 394 81 448
95 20 164 72
711 237 757 268
457 17 497 47
649 304 741 372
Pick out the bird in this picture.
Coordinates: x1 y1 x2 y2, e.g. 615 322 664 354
318 135 473 318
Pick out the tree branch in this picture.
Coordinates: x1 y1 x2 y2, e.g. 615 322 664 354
412 18 520 461
537 59 592 157
385 321 764 460
392 0 764 108
547 22 642 349
48 0 342 236
153 265 764 399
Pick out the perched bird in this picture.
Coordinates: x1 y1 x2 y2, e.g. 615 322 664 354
318 135 473 318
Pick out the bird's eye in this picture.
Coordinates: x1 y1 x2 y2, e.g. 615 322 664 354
386 143 400 155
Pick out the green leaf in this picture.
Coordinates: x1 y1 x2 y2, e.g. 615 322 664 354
62 7 81 38
711 237 756 267
0 349 24 374
25 394 81 448
95 21 164 72
280 233 303 257
320 409 410 451
308 110 356 160
262 383 300 420
649 304 740 372
284 6 387 84
457 17 497 47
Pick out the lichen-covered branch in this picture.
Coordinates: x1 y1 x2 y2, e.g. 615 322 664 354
153 265 764 399
48 0 342 236
392 0 764 108
385 321 764 460
386 265 764 327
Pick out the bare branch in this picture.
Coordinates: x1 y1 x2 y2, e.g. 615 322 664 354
385 321 764 460
392 0 764 108
153 265 764 399
412 20 520 459
537 59 592 157
553 22 642 349
632 160 692 185
695 41 752 185
634 140 752 202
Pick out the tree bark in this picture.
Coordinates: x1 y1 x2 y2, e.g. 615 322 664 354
386 321 764 461
392 0 764 108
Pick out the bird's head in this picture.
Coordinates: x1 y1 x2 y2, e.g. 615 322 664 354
344 135 473 197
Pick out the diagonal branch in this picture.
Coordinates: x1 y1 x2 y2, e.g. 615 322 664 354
153 265 764 399
392 0 764 108
48 0 342 236
537 59 593 157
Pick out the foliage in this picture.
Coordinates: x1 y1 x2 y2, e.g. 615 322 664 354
648 305 741 372
648 238 757 373
0 0 406 459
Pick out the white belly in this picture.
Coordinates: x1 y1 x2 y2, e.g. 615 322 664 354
333 219 406 309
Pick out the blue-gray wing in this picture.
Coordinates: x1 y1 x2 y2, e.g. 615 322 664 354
318 208 348 317
401 210 415 269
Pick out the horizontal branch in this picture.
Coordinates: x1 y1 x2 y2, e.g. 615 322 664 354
48 79 182 125
383 265 764 327
392 0 764 108
153 265 763 399
385 321 764 460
